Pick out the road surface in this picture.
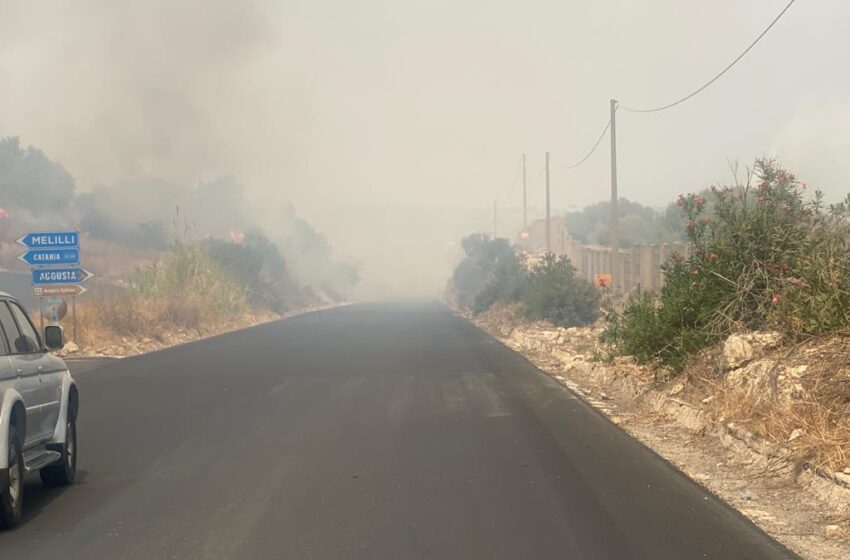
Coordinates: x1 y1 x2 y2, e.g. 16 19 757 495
1 301 798 559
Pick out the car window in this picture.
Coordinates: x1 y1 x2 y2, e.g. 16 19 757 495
0 305 9 356
0 302 23 355
7 302 41 354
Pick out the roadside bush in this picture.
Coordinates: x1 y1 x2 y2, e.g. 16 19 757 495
450 234 515 309
472 251 526 314
203 233 295 312
522 254 600 327
130 242 248 325
606 158 850 371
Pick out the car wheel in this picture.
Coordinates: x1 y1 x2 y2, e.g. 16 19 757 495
0 426 24 529
40 418 77 487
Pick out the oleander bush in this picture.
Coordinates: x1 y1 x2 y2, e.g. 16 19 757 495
605 158 850 371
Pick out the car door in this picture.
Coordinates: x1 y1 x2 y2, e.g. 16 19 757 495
0 300 52 442
6 301 61 440
0 323 15 411
0 301 44 443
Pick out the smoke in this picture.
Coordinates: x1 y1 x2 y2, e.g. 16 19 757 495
772 103 850 202
0 0 273 187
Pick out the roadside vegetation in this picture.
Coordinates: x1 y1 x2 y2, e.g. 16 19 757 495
605 158 850 372
563 197 684 247
448 233 600 327
73 238 293 352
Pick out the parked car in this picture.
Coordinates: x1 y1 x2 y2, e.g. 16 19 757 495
0 291 77 528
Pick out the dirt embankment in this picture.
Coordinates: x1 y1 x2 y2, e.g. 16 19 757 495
471 303 850 560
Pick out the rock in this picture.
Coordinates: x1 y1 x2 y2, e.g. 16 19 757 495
749 331 782 350
726 359 782 399
62 341 79 354
787 428 805 442
722 334 754 370
835 472 850 486
823 525 842 538
720 332 783 371
842 467 850 475
788 365 807 378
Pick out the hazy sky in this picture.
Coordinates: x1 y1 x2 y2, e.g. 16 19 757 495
0 0 847 293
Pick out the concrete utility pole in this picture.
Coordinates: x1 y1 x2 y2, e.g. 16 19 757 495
609 99 620 289
522 153 528 229
545 152 551 254
493 200 498 238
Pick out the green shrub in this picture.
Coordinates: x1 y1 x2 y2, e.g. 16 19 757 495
606 158 850 371
450 234 516 309
521 254 600 327
473 251 526 314
131 242 248 320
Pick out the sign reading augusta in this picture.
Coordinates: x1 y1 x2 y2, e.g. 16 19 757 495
32 267 93 285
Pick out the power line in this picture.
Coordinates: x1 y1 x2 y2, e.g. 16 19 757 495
619 0 797 113
504 155 523 200
561 118 612 170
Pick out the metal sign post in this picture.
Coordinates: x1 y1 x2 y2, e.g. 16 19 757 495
20 229 90 345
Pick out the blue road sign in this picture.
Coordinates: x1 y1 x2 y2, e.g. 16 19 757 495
17 231 79 249
18 248 81 266
31 268 93 285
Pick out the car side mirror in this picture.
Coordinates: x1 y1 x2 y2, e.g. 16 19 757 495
44 325 64 351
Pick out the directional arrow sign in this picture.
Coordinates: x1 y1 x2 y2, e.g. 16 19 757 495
17 231 79 249
18 248 81 266
32 285 87 298
32 268 93 285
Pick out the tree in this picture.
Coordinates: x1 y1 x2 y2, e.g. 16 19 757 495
0 137 75 214
450 234 515 309
565 198 683 247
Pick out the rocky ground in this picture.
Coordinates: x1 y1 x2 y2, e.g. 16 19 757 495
471 303 850 560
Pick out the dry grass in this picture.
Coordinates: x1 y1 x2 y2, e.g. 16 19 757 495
68 294 276 356
66 242 258 354
687 338 850 474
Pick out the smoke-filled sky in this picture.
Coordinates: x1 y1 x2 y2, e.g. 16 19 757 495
1 0 847 294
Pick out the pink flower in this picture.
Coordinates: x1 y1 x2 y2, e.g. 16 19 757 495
676 195 685 207
702 216 711 224
771 294 781 305
695 195 706 207
758 196 765 204
758 181 769 190
708 253 718 262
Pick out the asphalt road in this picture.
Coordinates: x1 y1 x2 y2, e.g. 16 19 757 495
1 301 798 559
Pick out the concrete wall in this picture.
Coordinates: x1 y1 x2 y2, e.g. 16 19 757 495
519 217 686 293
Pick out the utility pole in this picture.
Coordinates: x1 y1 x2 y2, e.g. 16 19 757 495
610 99 620 290
545 152 551 254
522 153 527 229
493 200 498 238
